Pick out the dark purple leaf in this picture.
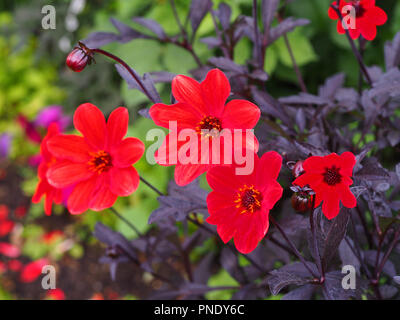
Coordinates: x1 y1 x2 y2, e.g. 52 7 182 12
321 208 350 270
384 31 400 70
83 32 119 48
318 73 345 99
216 3 232 30
148 179 208 225
261 0 279 34
200 37 223 49
266 262 315 295
149 71 176 83
281 284 315 300
132 17 167 39
364 250 396 277
208 57 246 74
220 248 247 284
94 223 137 261
323 271 366 300
279 93 329 106
268 18 310 45
188 0 212 35
110 17 148 43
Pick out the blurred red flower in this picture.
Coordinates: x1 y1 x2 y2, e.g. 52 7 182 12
20 258 50 283
328 0 387 41
206 151 283 254
0 205 8 220
42 230 64 244
0 242 20 258
0 220 14 237
293 152 357 220
32 123 64 216
46 103 145 214
8 259 23 272
150 69 260 186
45 288 65 300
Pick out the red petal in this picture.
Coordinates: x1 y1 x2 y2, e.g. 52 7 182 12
149 102 202 130
256 151 282 190
111 137 145 167
201 69 231 117
67 178 98 214
47 161 93 188
206 166 246 194
154 133 188 166
73 103 106 150
322 190 341 220
47 134 91 163
106 107 129 149
349 26 361 39
207 192 236 215
360 20 377 40
367 6 387 25
233 226 264 254
174 163 210 186
328 2 339 19
262 180 283 210
222 99 260 129
0 242 20 258
339 185 357 208
109 167 140 196
303 156 327 174
172 75 207 115
339 151 356 176
89 176 118 211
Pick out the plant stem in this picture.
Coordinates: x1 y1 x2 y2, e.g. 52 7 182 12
140 176 164 196
270 216 319 278
91 47 157 103
376 227 400 279
252 0 263 69
310 204 324 280
330 3 372 85
109 207 142 237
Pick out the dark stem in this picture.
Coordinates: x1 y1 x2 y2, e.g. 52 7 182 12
283 33 308 93
169 0 187 43
91 47 157 103
310 204 324 281
140 176 164 196
375 227 400 280
355 206 374 249
270 216 319 278
109 207 142 237
252 0 263 69
330 3 372 85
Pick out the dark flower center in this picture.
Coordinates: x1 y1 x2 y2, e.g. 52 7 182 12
234 185 263 214
89 150 113 173
323 166 342 186
349 0 366 18
196 116 222 137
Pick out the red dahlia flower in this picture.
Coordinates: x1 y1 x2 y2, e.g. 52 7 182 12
293 152 357 220
45 103 145 214
328 0 387 41
150 69 260 186
0 242 20 258
206 151 283 254
32 123 64 216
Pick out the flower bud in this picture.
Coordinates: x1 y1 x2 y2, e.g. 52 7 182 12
292 160 304 178
66 42 94 72
291 192 314 213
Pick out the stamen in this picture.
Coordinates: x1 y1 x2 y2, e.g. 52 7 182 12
196 116 222 138
88 150 113 174
323 166 342 186
234 185 263 214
